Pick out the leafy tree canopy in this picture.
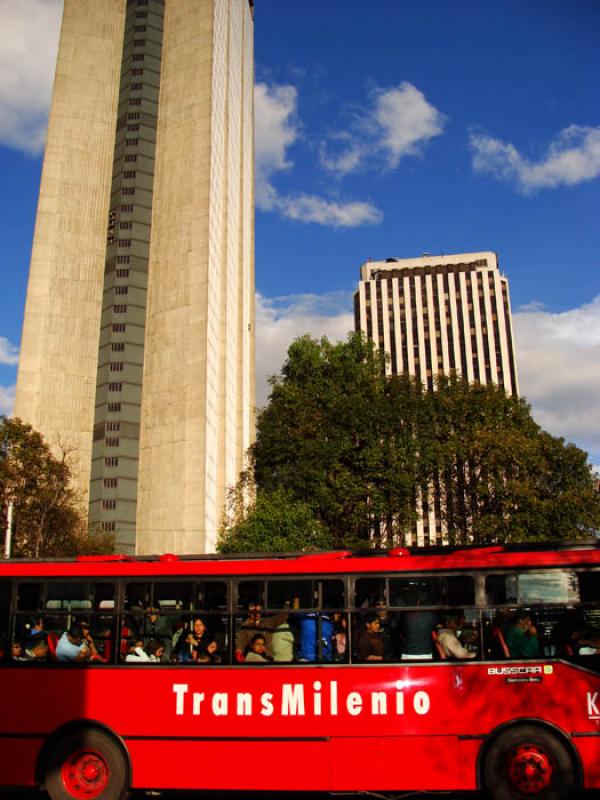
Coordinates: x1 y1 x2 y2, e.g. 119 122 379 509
0 417 114 558
221 333 600 551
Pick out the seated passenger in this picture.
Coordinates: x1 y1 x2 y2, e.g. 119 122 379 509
244 634 272 663
333 613 347 661
175 615 211 662
126 638 165 663
11 641 27 661
357 611 384 662
56 623 94 662
23 635 48 661
272 621 295 662
235 601 288 662
506 612 540 658
195 637 221 664
436 613 476 659
401 608 438 660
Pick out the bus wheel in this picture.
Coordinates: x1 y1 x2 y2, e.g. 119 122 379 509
44 728 128 800
483 725 576 800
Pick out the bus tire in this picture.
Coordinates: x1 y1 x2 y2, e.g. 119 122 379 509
482 724 577 800
44 728 129 800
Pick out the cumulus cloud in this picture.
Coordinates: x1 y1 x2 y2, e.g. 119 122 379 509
255 81 383 227
470 125 600 193
0 0 62 154
320 82 446 177
514 295 600 463
0 337 19 366
0 384 15 416
255 291 354 406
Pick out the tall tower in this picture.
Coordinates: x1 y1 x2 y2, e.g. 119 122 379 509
354 251 518 546
14 0 255 555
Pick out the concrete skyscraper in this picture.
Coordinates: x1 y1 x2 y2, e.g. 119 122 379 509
15 0 255 555
355 251 518 545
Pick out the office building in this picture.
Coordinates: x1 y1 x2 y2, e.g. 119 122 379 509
14 0 255 554
354 251 518 544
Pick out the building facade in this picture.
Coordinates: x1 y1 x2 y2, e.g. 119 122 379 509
14 0 255 555
354 252 518 545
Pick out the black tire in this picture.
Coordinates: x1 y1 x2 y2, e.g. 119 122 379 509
44 728 128 800
483 724 577 800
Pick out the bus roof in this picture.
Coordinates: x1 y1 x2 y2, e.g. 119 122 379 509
0 542 598 579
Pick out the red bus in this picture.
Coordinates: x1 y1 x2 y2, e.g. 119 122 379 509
0 543 599 800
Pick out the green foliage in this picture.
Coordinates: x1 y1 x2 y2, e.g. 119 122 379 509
224 333 600 551
218 488 332 553
0 417 114 558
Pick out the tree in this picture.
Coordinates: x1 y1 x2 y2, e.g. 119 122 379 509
224 334 600 551
0 417 114 558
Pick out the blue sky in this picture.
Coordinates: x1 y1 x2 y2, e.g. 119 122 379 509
1 0 599 467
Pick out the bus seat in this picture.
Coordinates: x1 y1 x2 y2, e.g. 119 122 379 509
492 626 510 658
47 632 59 661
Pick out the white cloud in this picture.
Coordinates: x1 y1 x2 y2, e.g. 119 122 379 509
0 337 19 366
514 295 600 462
320 82 446 177
255 291 354 407
254 81 383 227
0 384 15 416
470 125 600 193
0 0 62 154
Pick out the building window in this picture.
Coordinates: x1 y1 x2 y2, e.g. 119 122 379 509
106 421 120 432
102 499 117 510
105 457 119 467
131 68 144 76
132 54 144 62
110 363 124 372
123 171 136 179
115 286 128 296
134 25 147 32
117 239 131 247
108 382 122 392
127 112 140 120
104 478 118 489
129 98 142 106
116 256 130 265
116 269 129 278
112 343 125 352
105 438 119 448
120 222 133 230
124 154 137 163
112 324 126 333
135 12 147 19
130 83 143 91
125 138 138 146
102 522 116 532
113 304 127 313
120 204 134 213
133 40 146 47
126 124 139 132
107 403 121 413
122 187 135 196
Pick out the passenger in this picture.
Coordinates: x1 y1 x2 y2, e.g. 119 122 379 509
25 615 45 637
374 599 399 660
357 611 384 662
11 641 27 661
23 635 48 661
272 621 295 662
196 637 221 664
137 605 172 657
332 613 347 661
295 612 334 662
244 633 272 663
56 623 94 662
436 613 476 659
400 608 438 660
125 638 165 663
506 612 540 658
176 615 212 662
235 601 289 662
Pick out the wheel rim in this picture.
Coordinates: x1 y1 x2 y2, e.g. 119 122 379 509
61 749 110 799
506 742 554 795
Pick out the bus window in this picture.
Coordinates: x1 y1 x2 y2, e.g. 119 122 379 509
579 571 600 603
389 575 474 607
486 571 580 606
267 580 313 609
196 581 228 611
354 577 386 608
0 579 9 661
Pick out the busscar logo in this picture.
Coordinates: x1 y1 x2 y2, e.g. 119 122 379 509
488 666 542 676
